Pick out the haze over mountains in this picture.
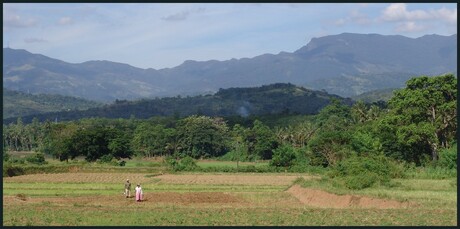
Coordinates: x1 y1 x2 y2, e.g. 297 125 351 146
3 33 457 102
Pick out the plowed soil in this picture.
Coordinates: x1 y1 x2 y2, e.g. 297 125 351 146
4 192 244 206
287 185 412 209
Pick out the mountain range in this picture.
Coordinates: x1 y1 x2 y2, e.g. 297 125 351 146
3 33 457 102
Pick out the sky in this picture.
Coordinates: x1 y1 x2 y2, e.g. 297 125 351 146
3 3 457 69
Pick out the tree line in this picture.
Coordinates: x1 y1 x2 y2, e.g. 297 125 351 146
3 74 456 169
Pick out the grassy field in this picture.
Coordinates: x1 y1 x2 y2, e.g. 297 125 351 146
2 161 457 226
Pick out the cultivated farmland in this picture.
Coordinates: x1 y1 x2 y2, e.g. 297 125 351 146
3 169 457 226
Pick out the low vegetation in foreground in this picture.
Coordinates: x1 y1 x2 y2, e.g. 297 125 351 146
2 160 457 226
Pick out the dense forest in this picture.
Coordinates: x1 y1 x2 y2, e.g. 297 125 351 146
3 83 352 124
3 75 457 175
3 88 103 119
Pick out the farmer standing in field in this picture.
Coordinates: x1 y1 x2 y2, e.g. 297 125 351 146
124 179 131 198
135 183 143 202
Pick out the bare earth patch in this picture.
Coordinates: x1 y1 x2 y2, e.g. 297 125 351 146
3 192 244 206
287 185 411 209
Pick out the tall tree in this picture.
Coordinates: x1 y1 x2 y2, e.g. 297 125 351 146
384 74 457 161
176 116 230 158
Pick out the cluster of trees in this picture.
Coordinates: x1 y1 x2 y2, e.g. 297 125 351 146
3 75 456 169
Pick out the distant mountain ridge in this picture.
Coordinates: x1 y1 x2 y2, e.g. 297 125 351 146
3 33 456 101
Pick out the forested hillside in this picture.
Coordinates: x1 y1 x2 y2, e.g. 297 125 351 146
3 83 352 124
3 88 103 119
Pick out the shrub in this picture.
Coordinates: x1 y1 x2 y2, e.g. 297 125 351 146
3 152 10 162
437 144 457 170
330 154 403 190
178 156 199 171
10 157 26 164
3 165 25 177
164 156 199 171
344 173 379 190
119 160 126 166
98 154 114 164
270 144 296 167
25 153 47 165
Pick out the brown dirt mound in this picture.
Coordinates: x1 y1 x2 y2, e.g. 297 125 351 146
287 185 411 209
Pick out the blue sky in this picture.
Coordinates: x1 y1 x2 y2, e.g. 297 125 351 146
3 3 457 69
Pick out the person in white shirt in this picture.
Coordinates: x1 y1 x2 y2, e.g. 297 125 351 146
135 183 143 202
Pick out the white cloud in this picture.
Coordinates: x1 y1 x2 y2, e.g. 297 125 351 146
382 3 430 21
430 7 457 24
58 17 73 25
382 3 457 24
3 9 37 29
395 21 426 32
380 3 456 34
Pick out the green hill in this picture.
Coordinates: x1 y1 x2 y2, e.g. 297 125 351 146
3 83 353 124
3 88 103 119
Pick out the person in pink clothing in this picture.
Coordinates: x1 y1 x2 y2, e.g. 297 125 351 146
135 183 143 202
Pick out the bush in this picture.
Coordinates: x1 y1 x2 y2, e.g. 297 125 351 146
9 157 26 164
3 165 25 177
437 144 457 170
25 153 47 165
119 160 126 166
3 152 10 162
330 154 403 190
270 144 296 167
344 173 379 190
165 156 199 171
98 154 114 164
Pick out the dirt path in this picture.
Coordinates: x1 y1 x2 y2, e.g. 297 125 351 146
287 185 412 209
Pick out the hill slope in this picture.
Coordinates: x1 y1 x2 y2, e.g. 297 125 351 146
3 83 352 124
3 33 456 101
3 88 103 119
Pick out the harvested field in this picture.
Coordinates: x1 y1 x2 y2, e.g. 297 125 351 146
287 185 412 209
3 192 244 206
3 173 316 186
156 174 316 185
3 172 456 226
2 172 155 184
